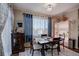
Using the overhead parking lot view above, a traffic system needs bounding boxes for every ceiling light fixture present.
[46,3,56,11]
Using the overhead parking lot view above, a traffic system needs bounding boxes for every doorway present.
[54,20,69,47]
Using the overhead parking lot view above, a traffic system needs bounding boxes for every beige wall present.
[14,9,24,30]
[51,19,54,37]
[66,9,78,40]
[64,9,78,48]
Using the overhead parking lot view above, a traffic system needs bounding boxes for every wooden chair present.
[47,37,60,56]
[41,34,48,38]
[52,37,60,55]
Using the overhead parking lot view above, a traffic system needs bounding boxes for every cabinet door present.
[17,33,25,52]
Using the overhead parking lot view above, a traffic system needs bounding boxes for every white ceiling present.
[13,3,79,16]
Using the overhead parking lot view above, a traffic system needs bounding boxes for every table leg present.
[63,40,64,49]
[41,44,45,56]
[57,41,60,55]
[51,44,53,56]
[58,41,60,52]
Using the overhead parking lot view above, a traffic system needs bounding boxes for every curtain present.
[48,17,52,37]
[23,14,52,42]
[23,14,33,42]
[33,16,48,37]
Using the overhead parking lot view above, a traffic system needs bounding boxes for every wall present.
[1,9,12,55]
[0,4,14,56]
[14,9,24,32]
[0,3,9,56]
[51,19,54,37]
[65,9,78,49]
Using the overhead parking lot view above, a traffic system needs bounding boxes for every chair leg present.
[57,49,59,55]
[45,45,48,52]
[51,48,53,56]
[51,44,53,56]
[32,49,34,56]
[30,48,32,53]
[57,46,60,55]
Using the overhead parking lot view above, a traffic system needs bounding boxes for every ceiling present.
[13,3,79,16]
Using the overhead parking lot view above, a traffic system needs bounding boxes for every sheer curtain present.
[33,16,48,37]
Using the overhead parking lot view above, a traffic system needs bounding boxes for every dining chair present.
[51,37,60,55]
[41,34,48,38]
[30,38,42,56]
[46,37,60,56]
[59,34,65,49]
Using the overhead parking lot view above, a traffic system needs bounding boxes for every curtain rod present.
[23,13,50,18]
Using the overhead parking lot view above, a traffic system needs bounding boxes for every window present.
[33,16,48,37]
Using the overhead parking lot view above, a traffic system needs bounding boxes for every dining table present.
[35,37,60,56]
